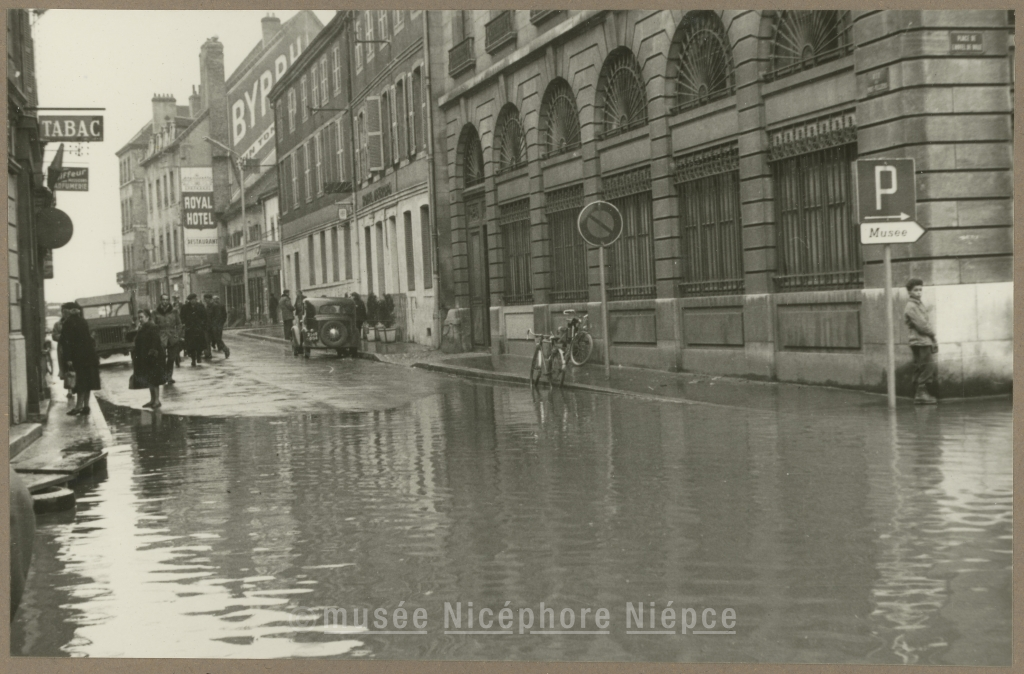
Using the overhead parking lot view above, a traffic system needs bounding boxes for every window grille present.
[597,49,648,139]
[539,79,580,157]
[546,184,588,302]
[499,198,533,305]
[674,145,744,296]
[604,167,655,299]
[770,112,861,290]
[765,11,852,81]
[463,129,485,188]
[495,104,527,173]
[671,11,735,114]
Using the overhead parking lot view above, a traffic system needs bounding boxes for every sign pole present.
[884,243,896,409]
[599,245,610,379]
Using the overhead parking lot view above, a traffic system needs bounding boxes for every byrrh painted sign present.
[39,116,104,142]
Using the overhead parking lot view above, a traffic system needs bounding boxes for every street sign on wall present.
[180,167,218,256]
[577,200,623,247]
[860,221,925,245]
[52,167,88,191]
[39,116,104,142]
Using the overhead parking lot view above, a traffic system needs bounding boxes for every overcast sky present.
[34,9,336,303]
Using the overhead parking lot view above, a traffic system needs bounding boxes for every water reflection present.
[12,382,1011,664]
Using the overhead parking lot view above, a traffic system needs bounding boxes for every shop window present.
[498,198,533,305]
[546,184,588,302]
[670,11,735,114]
[495,103,527,173]
[769,111,861,291]
[604,167,655,299]
[674,144,744,296]
[596,48,648,139]
[539,78,580,158]
[765,11,852,82]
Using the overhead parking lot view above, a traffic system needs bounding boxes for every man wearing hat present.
[279,289,295,341]
[207,294,230,359]
[201,293,217,360]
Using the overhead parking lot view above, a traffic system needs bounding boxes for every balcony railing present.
[448,37,476,78]
[530,10,559,25]
[485,11,516,54]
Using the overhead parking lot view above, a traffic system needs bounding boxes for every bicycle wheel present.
[529,347,544,387]
[570,332,594,366]
[548,349,566,387]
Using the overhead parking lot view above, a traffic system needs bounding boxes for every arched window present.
[494,104,527,173]
[768,10,852,80]
[671,11,735,113]
[596,48,648,139]
[539,78,580,157]
[461,126,485,188]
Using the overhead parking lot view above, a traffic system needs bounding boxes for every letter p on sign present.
[874,165,897,211]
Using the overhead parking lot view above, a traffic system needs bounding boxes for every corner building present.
[436,9,1013,396]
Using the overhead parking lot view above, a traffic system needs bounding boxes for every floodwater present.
[12,354,1011,664]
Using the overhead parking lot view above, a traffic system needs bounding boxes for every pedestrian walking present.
[904,278,938,404]
[208,295,230,358]
[171,296,183,366]
[153,295,181,384]
[57,302,101,416]
[279,289,295,341]
[202,294,216,360]
[179,293,209,366]
[131,309,165,409]
[52,304,75,400]
[352,292,367,339]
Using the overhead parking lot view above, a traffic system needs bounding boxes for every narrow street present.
[11,337,1012,664]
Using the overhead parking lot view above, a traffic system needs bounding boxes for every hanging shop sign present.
[52,167,88,191]
[35,207,74,248]
[180,167,219,256]
[39,116,104,142]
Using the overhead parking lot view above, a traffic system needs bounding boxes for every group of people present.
[130,293,231,409]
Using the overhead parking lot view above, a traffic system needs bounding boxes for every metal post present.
[884,243,896,409]
[240,157,251,325]
[599,245,610,379]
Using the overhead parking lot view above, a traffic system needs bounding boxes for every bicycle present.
[562,309,594,366]
[527,328,569,387]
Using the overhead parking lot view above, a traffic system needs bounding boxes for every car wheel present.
[319,320,349,349]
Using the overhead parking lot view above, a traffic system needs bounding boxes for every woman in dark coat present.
[179,293,208,366]
[58,302,101,416]
[132,309,165,409]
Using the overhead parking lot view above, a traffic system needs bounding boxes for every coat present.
[58,313,101,392]
[153,304,181,348]
[132,322,166,387]
[904,297,936,347]
[353,297,367,326]
[179,302,209,354]
[279,295,294,321]
[207,302,227,328]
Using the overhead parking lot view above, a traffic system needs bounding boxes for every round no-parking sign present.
[577,200,623,247]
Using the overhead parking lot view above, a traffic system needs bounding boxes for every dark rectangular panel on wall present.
[777,303,862,351]
[683,308,744,347]
[610,310,657,345]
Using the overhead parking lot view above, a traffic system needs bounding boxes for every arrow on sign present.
[860,221,926,245]
[864,213,911,221]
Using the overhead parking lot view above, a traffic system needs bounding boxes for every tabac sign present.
[39,116,104,142]
[180,167,218,256]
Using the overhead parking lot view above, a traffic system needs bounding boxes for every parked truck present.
[75,291,137,358]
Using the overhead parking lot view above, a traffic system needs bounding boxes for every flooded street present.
[12,341,1011,664]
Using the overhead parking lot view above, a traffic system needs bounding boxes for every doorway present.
[466,196,490,347]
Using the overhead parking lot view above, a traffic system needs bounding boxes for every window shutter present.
[390,84,399,165]
[406,73,415,158]
[311,71,319,111]
[291,154,299,209]
[336,120,345,181]
[320,58,329,106]
[366,96,384,171]
[315,131,323,195]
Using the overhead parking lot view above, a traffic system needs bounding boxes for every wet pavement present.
[11,338,1011,663]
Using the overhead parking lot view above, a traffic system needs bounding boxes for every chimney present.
[189,85,202,117]
[199,36,231,220]
[151,94,177,133]
[262,14,282,48]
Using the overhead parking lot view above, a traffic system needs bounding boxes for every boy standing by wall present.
[904,278,938,404]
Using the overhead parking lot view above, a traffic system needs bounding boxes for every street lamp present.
[204,136,250,324]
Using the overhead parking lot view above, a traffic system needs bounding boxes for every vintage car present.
[291,296,360,358]
[77,291,137,358]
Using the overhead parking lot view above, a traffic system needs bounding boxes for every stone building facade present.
[435,9,1013,396]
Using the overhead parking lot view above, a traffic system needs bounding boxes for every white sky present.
[34,9,336,303]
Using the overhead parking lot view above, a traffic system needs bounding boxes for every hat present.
[203,293,213,299]
[187,293,197,300]
[282,289,290,295]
